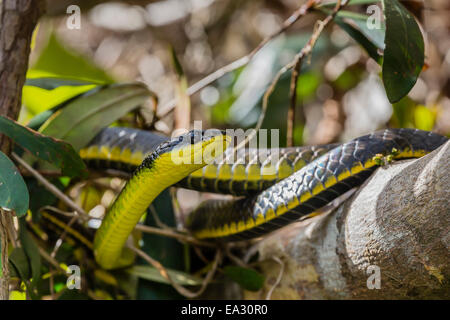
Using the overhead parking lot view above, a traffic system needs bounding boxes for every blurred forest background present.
[1,0,449,300]
[25,0,450,141]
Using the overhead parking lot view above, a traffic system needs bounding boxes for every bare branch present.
[286,0,346,146]
[134,224,215,247]
[11,152,88,217]
[266,256,284,300]
[156,0,321,118]
[127,244,222,298]
[235,0,347,151]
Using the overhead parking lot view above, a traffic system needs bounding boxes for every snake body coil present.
[80,127,448,268]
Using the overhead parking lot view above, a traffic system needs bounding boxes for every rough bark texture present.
[0,0,44,300]
[0,0,44,153]
[245,140,450,299]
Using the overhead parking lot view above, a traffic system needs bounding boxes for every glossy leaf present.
[25,77,101,90]
[126,265,203,286]
[22,84,98,116]
[9,247,31,280]
[23,31,112,116]
[26,85,104,131]
[340,10,385,49]
[0,116,87,178]
[223,266,265,292]
[19,218,42,290]
[0,151,29,216]
[382,0,424,103]
[30,34,113,83]
[335,16,382,62]
[40,83,156,150]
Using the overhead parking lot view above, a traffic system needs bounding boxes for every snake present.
[79,127,448,269]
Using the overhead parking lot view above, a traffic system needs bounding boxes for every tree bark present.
[0,0,44,300]
[245,140,450,299]
[0,0,44,153]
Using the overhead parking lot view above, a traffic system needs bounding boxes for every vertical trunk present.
[0,0,44,300]
[0,0,44,152]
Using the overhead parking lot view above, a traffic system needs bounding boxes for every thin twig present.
[287,0,345,147]
[287,58,304,147]
[51,180,97,257]
[224,244,248,268]
[41,204,210,248]
[38,245,65,273]
[134,224,215,248]
[192,245,210,264]
[266,256,285,300]
[13,153,214,248]
[40,206,86,221]
[127,244,221,298]
[148,204,174,230]
[156,0,321,118]
[50,215,78,258]
[240,0,348,151]
[11,152,88,217]
[233,61,295,152]
[12,152,91,259]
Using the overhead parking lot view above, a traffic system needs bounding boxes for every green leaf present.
[333,10,385,49]
[0,151,29,216]
[382,0,424,103]
[26,85,104,131]
[7,247,39,299]
[223,266,265,292]
[25,77,101,90]
[22,84,98,116]
[40,83,156,150]
[23,32,112,115]
[30,34,114,83]
[335,16,382,62]
[169,46,185,78]
[9,247,31,280]
[19,219,42,290]
[0,116,87,178]
[126,265,203,286]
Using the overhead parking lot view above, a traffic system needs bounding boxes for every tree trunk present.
[0,0,44,300]
[245,140,450,299]
[0,0,44,151]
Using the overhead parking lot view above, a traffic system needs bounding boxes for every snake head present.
[141,129,231,172]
